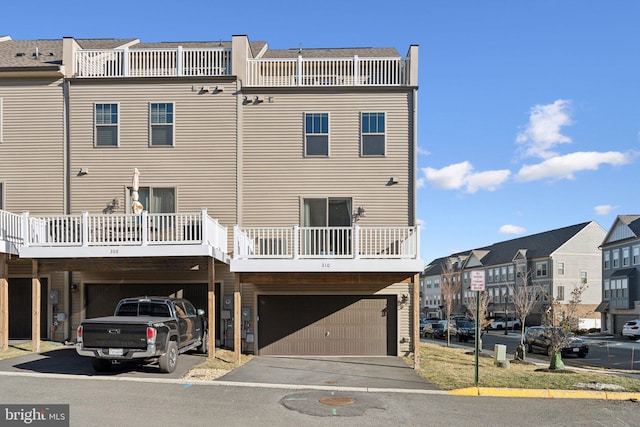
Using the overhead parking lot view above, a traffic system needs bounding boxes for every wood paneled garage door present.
[257,295,397,356]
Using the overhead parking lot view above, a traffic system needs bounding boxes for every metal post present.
[504,286,508,335]
[475,290,480,386]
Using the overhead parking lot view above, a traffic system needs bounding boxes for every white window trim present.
[633,245,640,265]
[304,112,330,157]
[94,102,120,147]
[149,102,176,147]
[360,111,386,156]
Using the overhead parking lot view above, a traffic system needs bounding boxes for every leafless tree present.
[466,291,491,330]
[507,268,543,346]
[440,260,462,346]
[542,283,588,370]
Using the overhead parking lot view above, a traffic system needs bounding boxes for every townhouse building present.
[0,35,423,360]
[597,215,640,334]
[422,222,605,326]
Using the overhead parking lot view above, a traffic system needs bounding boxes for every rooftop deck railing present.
[246,56,409,87]
[21,209,227,252]
[75,47,232,78]
[233,225,420,260]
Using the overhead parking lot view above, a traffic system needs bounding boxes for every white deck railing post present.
[293,225,300,260]
[123,47,129,77]
[297,55,303,86]
[177,46,184,77]
[141,211,149,246]
[354,55,360,86]
[81,212,89,247]
[201,209,209,245]
[353,225,360,259]
[21,212,30,248]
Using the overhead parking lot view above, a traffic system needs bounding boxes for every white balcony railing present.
[0,209,23,254]
[20,209,227,252]
[75,47,232,78]
[246,56,409,87]
[233,225,420,260]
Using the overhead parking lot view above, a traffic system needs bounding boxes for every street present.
[424,330,640,371]
[0,374,638,426]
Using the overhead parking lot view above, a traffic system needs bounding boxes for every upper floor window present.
[508,265,514,280]
[95,103,119,147]
[150,103,174,146]
[500,266,507,281]
[633,246,640,265]
[536,262,547,278]
[557,261,565,275]
[612,250,620,268]
[488,269,493,282]
[581,271,588,284]
[604,251,610,269]
[622,247,630,267]
[557,285,565,301]
[305,113,329,156]
[361,112,385,156]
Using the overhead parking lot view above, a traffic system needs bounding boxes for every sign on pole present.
[470,270,485,291]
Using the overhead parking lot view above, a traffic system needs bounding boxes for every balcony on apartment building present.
[231,225,423,273]
[2,210,422,272]
[73,47,411,87]
[0,209,228,261]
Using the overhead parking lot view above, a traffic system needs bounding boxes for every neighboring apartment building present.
[0,35,423,358]
[421,222,605,325]
[597,215,640,334]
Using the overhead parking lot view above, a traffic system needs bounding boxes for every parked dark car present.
[453,320,479,342]
[420,318,442,337]
[423,321,455,339]
[524,326,588,358]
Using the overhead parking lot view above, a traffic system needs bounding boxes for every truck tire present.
[92,358,111,372]
[197,330,209,355]
[159,340,178,373]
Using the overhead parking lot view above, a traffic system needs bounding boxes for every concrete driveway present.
[1,344,438,391]
[218,356,440,390]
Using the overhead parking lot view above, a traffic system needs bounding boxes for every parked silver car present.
[622,319,640,340]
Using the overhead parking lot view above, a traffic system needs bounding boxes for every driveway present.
[0,345,438,391]
[0,344,205,380]
[218,356,440,390]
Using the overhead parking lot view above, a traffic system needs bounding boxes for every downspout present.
[63,78,72,342]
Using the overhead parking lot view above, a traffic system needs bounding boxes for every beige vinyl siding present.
[0,79,65,214]
[67,80,237,230]
[240,90,413,227]
[243,280,410,355]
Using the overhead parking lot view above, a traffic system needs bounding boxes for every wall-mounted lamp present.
[78,168,89,176]
[388,176,399,185]
[352,206,366,222]
[400,294,409,304]
[253,95,264,103]
[70,283,79,292]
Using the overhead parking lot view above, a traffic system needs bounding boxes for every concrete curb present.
[449,387,640,400]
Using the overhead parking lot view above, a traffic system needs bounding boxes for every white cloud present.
[417,146,431,156]
[416,177,425,189]
[498,224,526,235]
[516,151,633,182]
[594,204,616,215]
[422,161,511,194]
[516,99,573,159]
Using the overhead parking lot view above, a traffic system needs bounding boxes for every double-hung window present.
[612,250,620,268]
[633,246,640,265]
[304,113,329,156]
[361,112,385,156]
[623,247,630,267]
[150,102,174,146]
[536,262,547,278]
[604,251,610,269]
[95,103,118,146]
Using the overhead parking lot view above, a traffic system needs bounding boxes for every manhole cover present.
[319,396,355,407]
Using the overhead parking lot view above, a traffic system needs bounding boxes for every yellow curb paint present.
[548,389,607,399]
[448,387,640,400]
[605,392,640,400]
[478,388,549,398]
[448,387,479,396]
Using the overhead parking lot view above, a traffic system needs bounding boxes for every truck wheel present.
[159,341,178,373]
[91,358,111,372]
[197,330,209,355]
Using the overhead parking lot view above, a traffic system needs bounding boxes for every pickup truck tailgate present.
[81,316,167,349]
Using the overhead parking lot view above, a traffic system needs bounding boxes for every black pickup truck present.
[76,296,208,373]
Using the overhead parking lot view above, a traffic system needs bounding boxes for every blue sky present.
[2,1,639,265]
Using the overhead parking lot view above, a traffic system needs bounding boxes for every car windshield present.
[432,324,444,329]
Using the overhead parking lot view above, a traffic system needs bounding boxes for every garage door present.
[614,314,638,335]
[257,295,396,356]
